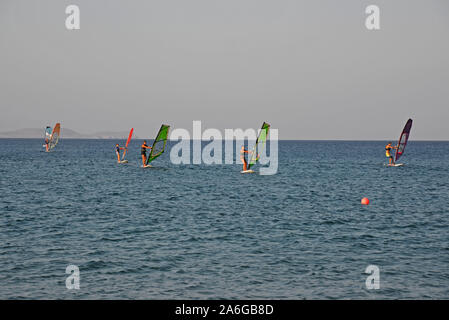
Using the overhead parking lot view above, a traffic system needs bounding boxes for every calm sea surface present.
[0,139,448,299]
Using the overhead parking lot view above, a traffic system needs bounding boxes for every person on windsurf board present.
[141,140,152,167]
[44,126,51,152]
[44,137,49,152]
[43,123,61,152]
[115,144,126,163]
[240,145,252,171]
[385,142,398,166]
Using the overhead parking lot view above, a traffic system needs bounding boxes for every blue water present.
[0,139,448,299]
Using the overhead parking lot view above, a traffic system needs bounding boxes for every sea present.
[0,139,448,299]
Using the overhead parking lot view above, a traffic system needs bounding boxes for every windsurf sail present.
[48,123,61,151]
[146,124,170,165]
[247,122,270,170]
[121,128,134,161]
[395,118,413,162]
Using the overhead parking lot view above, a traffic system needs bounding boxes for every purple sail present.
[395,119,413,162]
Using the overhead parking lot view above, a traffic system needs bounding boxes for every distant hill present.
[0,128,138,139]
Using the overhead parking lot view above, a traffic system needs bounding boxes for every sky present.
[0,0,448,140]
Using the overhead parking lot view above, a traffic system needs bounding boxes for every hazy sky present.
[1,0,448,139]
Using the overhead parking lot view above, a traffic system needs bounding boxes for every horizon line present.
[1,138,448,142]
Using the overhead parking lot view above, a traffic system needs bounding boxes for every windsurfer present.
[141,140,152,167]
[385,142,397,165]
[44,126,51,152]
[240,145,252,171]
[116,143,125,163]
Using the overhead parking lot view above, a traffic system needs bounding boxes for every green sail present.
[247,122,270,170]
[146,124,170,165]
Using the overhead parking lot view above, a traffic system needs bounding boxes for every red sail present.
[48,123,61,150]
[122,128,134,160]
[125,128,134,148]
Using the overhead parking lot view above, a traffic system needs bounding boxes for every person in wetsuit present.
[385,142,397,166]
[44,126,51,152]
[240,145,252,171]
[44,138,49,152]
[141,140,152,167]
[115,143,125,163]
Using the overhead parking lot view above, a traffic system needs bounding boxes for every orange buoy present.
[361,197,370,205]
